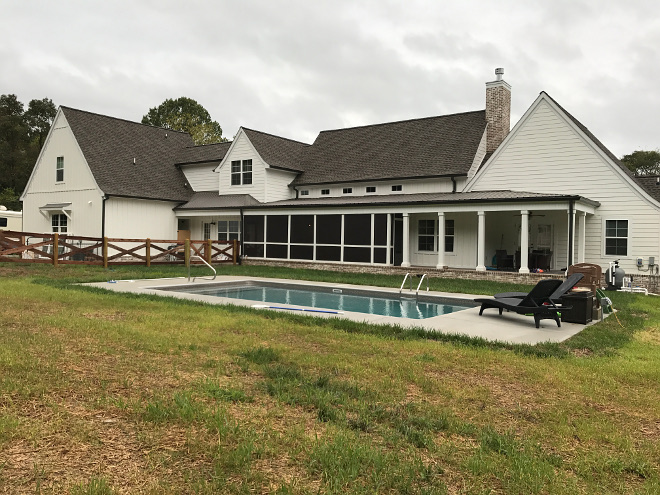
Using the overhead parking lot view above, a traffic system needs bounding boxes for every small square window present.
[366,186,376,193]
[0,218,7,227]
[321,189,330,195]
[392,185,402,192]
[343,188,352,194]
[300,190,309,196]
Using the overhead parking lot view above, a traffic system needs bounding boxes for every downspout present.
[292,185,299,199]
[568,199,574,267]
[450,176,457,193]
[101,195,108,239]
[239,207,244,265]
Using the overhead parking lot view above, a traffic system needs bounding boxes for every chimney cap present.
[495,68,504,80]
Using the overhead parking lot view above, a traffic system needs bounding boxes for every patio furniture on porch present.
[492,273,584,302]
[495,250,514,270]
[567,263,603,306]
[474,279,566,328]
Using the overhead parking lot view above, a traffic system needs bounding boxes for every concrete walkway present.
[86,276,593,345]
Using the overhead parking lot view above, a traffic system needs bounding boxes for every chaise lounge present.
[474,279,568,328]
[492,273,584,302]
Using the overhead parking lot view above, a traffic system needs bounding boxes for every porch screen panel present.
[291,215,314,244]
[243,243,264,258]
[290,245,313,260]
[344,214,371,246]
[266,244,288,259]
[374,214,387,246]
[374,247,387,264]
[316,215,341,245]
[316,246,341,261]
[266,215,288,243]
[343,247,370,263]
[244,216,264,242]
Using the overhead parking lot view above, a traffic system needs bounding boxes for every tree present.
[141,97,226,145]
[0,94,56,209]
[0,188,21,211]
[621,150,660,176]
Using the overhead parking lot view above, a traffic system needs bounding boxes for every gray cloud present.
[2,0,658,156]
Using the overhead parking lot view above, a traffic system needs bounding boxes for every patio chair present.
[492,273,584,302]
[474,279,566,328]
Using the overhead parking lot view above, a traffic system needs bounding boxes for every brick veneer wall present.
[485,80,511,153]
[242,258,660,293]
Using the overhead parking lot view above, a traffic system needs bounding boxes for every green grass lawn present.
[1,262,659,494]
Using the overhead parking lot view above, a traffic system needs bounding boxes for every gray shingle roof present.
[62,107,194,202]
[633,176,660,202]
[175,192,261,210]
[292,110,487,186]
[242,128,310,172]
[175,141,231,165]
[256,190,599,209]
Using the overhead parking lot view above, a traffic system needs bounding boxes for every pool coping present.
[85,276,592,345]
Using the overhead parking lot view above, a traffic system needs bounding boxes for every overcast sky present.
[2,0,659,156]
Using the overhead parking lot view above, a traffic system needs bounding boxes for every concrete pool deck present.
[86,276,595,345]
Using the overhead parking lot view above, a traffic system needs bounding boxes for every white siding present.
[266,169,297,202]
[299,177,456,198]
[469,97,660,272]
[105,197,178,239]
[21,111,103,236]
[181,164,218,192]
[217,131,267,201]
[409,212,477,269]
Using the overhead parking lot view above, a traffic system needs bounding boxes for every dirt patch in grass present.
[82,311,129,321]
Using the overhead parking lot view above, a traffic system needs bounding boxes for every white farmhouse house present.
[20,70,660,274]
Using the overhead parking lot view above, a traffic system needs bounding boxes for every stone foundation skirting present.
[242,258,660,293]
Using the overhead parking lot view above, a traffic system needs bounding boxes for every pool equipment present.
[605,260,625,290]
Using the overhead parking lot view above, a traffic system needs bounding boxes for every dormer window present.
[231,159,253,185]
[56,156,64,182]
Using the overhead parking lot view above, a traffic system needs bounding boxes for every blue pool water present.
[166,282,473,319]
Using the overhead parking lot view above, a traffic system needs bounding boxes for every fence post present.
[52,233,59,267]
[233,239,237,265]
[146,238,151,267]
[184,239,190,268]
[206,239,212,265]
[103,237,108,268]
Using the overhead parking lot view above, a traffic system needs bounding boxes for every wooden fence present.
[0,230,238,267]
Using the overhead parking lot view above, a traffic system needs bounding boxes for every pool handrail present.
[188,255,217,282]
[399,273,412,294]
[416,273,429,296]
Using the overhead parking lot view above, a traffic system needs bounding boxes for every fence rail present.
[0,231,238,267]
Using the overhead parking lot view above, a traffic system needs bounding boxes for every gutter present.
[451,176,457,193]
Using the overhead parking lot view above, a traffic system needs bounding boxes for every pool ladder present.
[188,255,217,282]
[399,273,429,299]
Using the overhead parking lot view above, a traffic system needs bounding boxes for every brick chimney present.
[485,68,511,153]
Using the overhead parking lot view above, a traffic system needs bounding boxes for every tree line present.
[1,94,659,211]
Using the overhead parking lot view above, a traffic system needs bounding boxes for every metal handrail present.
[188,255,217,282]
[416,273,429,296]
[399,273,412,294]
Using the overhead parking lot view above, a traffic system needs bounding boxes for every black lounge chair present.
[492,273,585,302]
[475,279,567,328]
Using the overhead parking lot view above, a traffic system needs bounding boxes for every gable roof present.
[634,176,660,202]
[62,107,194,202]
[292,110,487,186]
[175,141,231,165]
[242,128,310,172]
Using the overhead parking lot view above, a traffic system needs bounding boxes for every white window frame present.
[391,184,402,192]
[56,156,64,182]
[603,218,629,257]
[444,219,455,253]
[300,190,309,196]
[321,189,330,195]
[418,219,435,252]
[342,187,352,194]
[52,213,68,233]
[366,186,376,193]
[203,222,212,241]
[230,159,252,186]
[217,220,240,242]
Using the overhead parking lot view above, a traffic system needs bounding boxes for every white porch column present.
[436,212,445,270]
[386,214,392,265]
[476,211,486,271]
[519,210,530,273]
[401,213,411,268]
[567,209,576,268]
[578,211,586,263]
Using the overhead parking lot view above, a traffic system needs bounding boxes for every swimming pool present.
[158,280,475,319]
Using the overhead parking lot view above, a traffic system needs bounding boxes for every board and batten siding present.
[181,163,219,192]
[298,177,456,198]
[217,131,267,201]
[104,197,178,240]
[21,111,104,236]
[468,97,660,272]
